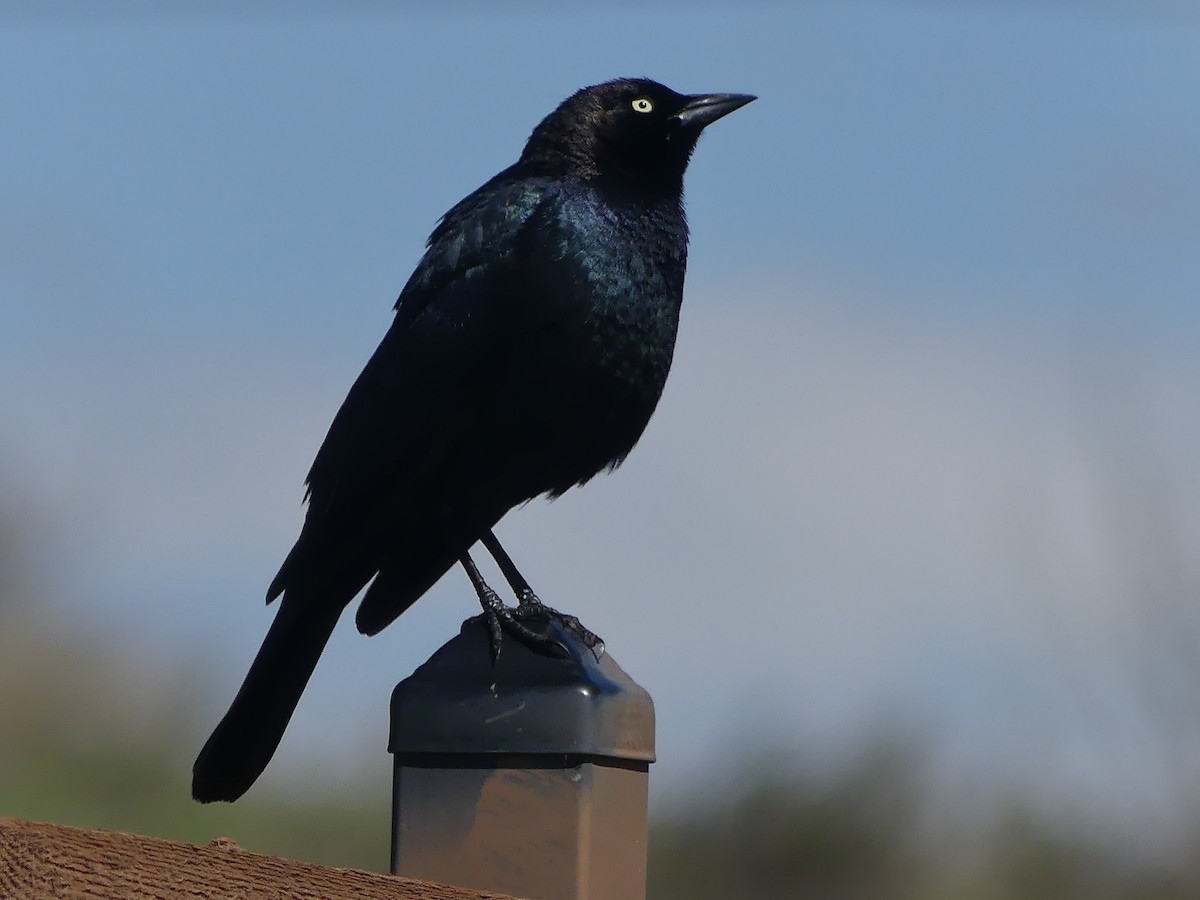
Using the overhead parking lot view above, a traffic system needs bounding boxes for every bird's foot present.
[473,585,570,662]
[515,590,605,659]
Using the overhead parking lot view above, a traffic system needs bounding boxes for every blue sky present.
[3,2,1199,835]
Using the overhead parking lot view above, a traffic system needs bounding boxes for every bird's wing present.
[395,170,556,320]
[265,174,558,607]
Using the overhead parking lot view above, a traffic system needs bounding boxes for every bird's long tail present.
[192,597,343,803]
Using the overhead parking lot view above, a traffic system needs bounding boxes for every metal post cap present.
[389,618,655,762]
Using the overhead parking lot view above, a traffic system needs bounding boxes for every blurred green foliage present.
[648,753,1199,900]
[2,502,1197,897]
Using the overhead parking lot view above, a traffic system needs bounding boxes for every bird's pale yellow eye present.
[631,97,654,114]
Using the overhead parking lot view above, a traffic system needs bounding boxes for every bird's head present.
[520,78,755,195]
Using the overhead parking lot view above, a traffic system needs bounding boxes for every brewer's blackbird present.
[192,78,754,803]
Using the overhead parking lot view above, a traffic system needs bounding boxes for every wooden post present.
[0,817,517,899]
[389,619,655,900]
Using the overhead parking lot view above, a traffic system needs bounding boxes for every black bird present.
[192,78,754,803]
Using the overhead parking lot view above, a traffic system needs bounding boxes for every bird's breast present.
[556,196,687,391]
[491,195,688,495]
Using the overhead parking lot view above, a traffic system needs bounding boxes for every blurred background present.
[2,2,1199,896]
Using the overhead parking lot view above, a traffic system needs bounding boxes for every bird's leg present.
[460,550,565,661]
[480,530,604,656]
[479,529,543,611]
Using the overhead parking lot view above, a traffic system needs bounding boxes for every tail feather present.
[192,597,343,803]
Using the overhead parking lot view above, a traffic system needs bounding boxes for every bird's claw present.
[473,586,570,661]
[515,591,605,660]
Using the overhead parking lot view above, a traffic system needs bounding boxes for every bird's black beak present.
[670,92,757,130]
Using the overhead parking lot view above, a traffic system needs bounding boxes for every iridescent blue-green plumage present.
[193,78,753,803]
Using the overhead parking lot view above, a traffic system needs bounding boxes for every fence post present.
[389,618,655,900]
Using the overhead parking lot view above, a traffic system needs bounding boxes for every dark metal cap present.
[389,618,655,762]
